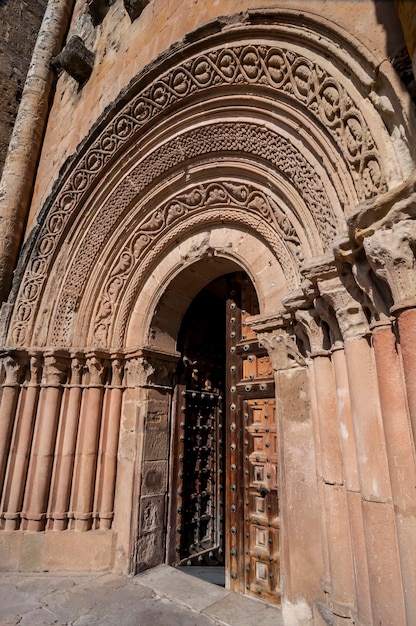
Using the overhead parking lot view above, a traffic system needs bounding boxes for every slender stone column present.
[364,223,416,442]
[0,352,26,500]
[97,356,124,530]
[360,225,416,624]
[71,352,106,531]
[2,353,41,530]
[319,275,406,626]
[49,353,84,530]
[21,351,69,531]
[295,307,355,618]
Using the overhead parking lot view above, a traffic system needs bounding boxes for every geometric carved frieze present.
[9,36,387,348]
[23,123,337,348]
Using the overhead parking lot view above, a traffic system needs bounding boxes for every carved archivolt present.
[88,182,303,346]
[7,22,401,348]
[28,122,336,347]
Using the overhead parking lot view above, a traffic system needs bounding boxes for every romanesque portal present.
[1,3,416,624]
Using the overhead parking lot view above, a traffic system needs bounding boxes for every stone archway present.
[1,9,416,625]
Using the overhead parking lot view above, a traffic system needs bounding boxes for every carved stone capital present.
[317,277,369,340]
[295,308,327,355]
[110,354,125,387]
[333,237,390,319]
[363,220,416,313]
[1,352,27,386]
[247,313,305,370]
[69,352,85,386]
[43,352,70,386]
[27,352,42,385]
[85,352,107,386]
[314,297,343,347]
[125,349,178,387]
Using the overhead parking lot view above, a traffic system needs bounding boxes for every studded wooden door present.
[168,274,280,604]
[226,275,281,604]
[167,285,225,566]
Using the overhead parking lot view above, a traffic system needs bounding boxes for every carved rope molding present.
[9,38,388,347]
[37,122,335,347]
[87,181,304,346]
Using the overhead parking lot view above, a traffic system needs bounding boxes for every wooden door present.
[167,285,225,566]
[226,274,280,604]
[168,274,280,604]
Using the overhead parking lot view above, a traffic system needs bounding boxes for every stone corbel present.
[52,35,95,85]
[246,313,305,371]
[363,220,416,314]
[124,0,151,22]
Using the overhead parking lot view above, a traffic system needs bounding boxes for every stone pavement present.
[0,564,284,626]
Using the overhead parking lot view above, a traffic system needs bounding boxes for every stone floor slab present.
[0,566,284,626]
[0,583,40,620]
[203,591,284,626]
[136,564,231,612]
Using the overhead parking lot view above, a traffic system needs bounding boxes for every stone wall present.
[0,0,47,179]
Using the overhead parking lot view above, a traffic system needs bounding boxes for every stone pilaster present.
[247,313,324,606]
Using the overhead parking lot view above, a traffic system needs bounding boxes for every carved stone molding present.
[90,180,305,346]
[363,220,416,313]
[9,25,389,347]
